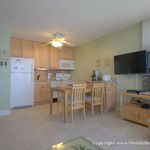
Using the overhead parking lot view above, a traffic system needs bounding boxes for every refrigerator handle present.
[31,61,34,82]
[31,72,34,82]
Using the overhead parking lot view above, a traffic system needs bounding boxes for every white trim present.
[0,110,11,116]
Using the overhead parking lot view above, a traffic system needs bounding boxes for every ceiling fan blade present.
[61,40,76,47]
[45,41,52,45]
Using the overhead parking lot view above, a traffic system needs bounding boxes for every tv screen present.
[114,50,147,74]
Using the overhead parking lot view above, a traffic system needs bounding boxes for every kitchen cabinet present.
[41,44,50,68]
[49,46,59,69]
[11,38,22,57]
[21,40,33,58]
[121,104,150,126]
[34,82,50,104]
[49,46,74,69]
[11,38,33,58]
[11,37,74,70]
[34,70,48,81]
[33,42,50,69]
[105,82,117,112]
[33,42,41,68]
[59,47,74,60]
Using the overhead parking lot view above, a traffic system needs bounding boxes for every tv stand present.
[120,92,150,126]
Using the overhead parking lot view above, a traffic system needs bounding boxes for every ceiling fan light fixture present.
[51,40,63,47]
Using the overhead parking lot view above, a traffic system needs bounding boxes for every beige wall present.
[72,23,143,105]
[0,25,10,112]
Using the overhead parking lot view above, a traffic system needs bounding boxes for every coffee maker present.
[91,70,100,81]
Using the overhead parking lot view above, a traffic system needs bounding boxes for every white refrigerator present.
[10,57,34,108]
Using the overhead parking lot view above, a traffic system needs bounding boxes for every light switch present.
[0,61,3,66]
[4,61,7,66]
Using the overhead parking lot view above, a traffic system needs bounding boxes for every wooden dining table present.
[50,86,72,123]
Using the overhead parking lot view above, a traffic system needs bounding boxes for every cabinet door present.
[34,83,42,103]
[41,44,50,69]
[11,38,21,57]
[33,42,42,68]
[21,40,33,58]
[40,84,50,101]
[59,47,74,60]
[49,46,59,69]
[65,47,74,60]
[105,83,117,112]
[34,83,50,104]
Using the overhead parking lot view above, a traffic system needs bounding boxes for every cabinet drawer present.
[105,82,116,88]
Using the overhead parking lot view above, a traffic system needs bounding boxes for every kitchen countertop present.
[34,80,50,83]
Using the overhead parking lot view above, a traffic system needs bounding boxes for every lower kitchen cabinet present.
[105,82,117,112]
[34,82,50,104]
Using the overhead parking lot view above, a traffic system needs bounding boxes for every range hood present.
[35,67,48,71]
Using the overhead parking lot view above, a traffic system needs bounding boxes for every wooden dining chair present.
[69,83,86,122]
[85,83,105,117]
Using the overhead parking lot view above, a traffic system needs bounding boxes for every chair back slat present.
[71,84,86,107]
[92,83,104,104]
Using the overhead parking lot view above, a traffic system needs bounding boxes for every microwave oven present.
[59,60,75,70]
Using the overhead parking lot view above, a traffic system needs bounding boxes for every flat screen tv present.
[114,50,147,74]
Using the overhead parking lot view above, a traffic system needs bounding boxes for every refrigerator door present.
[11,57,33,73]
[10,72,34,107]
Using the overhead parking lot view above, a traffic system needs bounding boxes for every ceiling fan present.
[47,33,76,48]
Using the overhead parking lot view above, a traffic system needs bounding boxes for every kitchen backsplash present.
[34,69,72,81]
[34,70,48,81]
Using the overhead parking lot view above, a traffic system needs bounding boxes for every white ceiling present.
[1,0,150,46]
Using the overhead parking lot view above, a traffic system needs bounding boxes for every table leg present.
[120,94,123,107]
[64,90,68,123]
[50,89,53,115]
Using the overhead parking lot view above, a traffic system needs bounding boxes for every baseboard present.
[0,110,11,116]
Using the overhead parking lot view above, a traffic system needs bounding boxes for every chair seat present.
[68,96,84,106]
[85,95,92,101]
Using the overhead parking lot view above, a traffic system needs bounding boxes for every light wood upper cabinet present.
[49,46,74,69]
[21,40,33,58]
[49,46,59,69]
[33,42,50,69]
[11,38,22,57]
[41,44,50,69]
[33,42,42,68]
[59,47,74,60]
[11,38,74,69]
